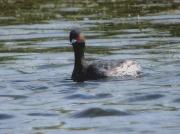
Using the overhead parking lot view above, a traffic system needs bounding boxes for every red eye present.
[76,35,81,42]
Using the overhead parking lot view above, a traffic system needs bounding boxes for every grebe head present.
[69,29,85,55]
[69,29,86,82]
[69,29,80,43]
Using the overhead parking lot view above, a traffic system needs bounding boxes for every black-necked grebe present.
[69,29,142,82]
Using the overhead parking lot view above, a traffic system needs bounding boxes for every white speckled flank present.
[106,60,142,77]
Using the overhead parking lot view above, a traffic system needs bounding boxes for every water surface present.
[0,0,180,134]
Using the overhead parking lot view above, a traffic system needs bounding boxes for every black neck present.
[72,42,86,82]
[74,49,85,70]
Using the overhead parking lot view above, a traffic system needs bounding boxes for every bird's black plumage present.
[69,29,142,82]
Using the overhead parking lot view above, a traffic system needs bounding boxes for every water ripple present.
[173,98,180,103]
[65,93,112,100]
[127,94,165,102]
[73,108,131,118]
[0,114,14,120]
[27,113,58,117]
[0,95,28,100]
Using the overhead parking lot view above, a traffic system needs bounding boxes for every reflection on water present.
[0,0,180,134]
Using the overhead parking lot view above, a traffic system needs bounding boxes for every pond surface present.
[0,0,180,134]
